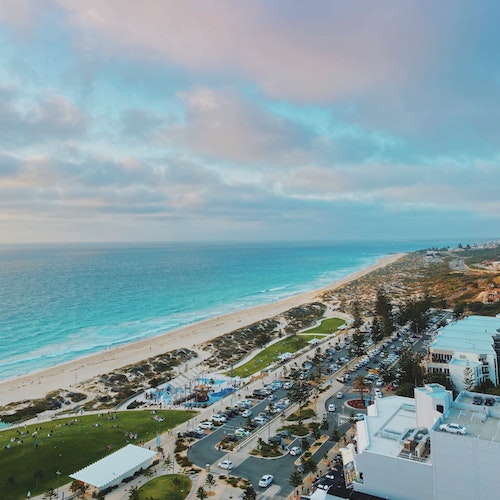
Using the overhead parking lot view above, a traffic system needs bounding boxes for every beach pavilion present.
[69,444,157,495]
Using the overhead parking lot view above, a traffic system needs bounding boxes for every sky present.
[0,0,499,244]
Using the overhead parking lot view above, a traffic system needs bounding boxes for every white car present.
[234,428,250,438]
[198,421,214,430]
[328,403,336,412]
[336,391,344,399]
[241,409,252,418]
[258,474,274,487]
[283,381,293,389]
[211,414,227,423]
[289,446,301,456]
[439,423,467,435]
[218,460,234,470]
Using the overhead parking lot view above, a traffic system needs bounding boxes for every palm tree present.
[353,375,368,405]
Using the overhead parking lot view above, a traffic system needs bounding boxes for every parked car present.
[355,413,365,421]
[258,474,274,487]
[485,397,495,406]
[234,428,250,438]
[439,423,467,435]
[185,429,205,439]
[211,414,227,423]
[283,381,293,389]
[277,430,292,439]
[472,396,483,405]
[218,460,234,470]
[241,409,252,418]
[268,435,282,444]
[198,421,214,430]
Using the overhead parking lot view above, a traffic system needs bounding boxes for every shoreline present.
[0,252,404,407]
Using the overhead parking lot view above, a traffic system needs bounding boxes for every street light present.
[56,470,61,499]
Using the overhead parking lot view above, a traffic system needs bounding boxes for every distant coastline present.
[0,252,404,406]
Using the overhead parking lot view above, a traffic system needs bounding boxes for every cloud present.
[0,87,88,147]
[56,1,432,102]
[160,86,313,165]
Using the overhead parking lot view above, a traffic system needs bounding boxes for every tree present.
[128,486,140,500]
[331,425,340,442]
[288,380,310,415]
[463,361,475,391]
[353,376,368,403]
[196,486,208,500]
[42,489,57,500]
[241,485,257,500]
[370,318,384,343]
[351,300,363,330]
[163,455,174,474]
[352,330,365,356]
[289,470,303,488]
[205,473,216,493]
[302,457,317,474]
[398,347,424,386]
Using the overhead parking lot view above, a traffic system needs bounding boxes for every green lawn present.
[0,409,195,500]
[229,336,310,378]
[302,317,345,334]
[138,474,191,500]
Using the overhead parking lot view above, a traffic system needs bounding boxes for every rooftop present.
[437,392,500,443]
[358,396,430,462]
[430,315,500,354]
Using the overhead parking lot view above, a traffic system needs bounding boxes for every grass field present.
[0,409,195,500]
[302,317,345,334]
[229,335,311,378]
[138,474,191,499]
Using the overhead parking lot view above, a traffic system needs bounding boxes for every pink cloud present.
[159,86,310,164]
[56,0,436,102]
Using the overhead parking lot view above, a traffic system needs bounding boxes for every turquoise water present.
[0,240,455,381]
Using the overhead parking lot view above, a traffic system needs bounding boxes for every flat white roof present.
[70,444,156,489]
[359,396,419,457]
[430,315,500,355]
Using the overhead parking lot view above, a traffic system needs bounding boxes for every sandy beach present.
[0,253,404,407]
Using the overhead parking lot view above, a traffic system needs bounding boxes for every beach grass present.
[0,409,195,500]
[301,317,345,334]
[138,474,191,499]
[228,335,310,378]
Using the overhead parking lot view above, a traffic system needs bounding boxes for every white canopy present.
[70,444,156,490]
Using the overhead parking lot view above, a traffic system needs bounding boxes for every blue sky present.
[0,0,499,243]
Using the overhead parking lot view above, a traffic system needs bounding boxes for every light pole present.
[56,470,61,499]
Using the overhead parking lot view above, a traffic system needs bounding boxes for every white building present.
[70,444,157,495]
[426,315,500,390]
[350,384,500,500]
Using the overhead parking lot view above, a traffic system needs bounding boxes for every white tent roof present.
[70,444,156,489]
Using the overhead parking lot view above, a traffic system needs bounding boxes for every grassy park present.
[229,335,310,378]
[137,474,191,499]
[0,409,195,499]
[302,317,345,335]
[228,317,344,378]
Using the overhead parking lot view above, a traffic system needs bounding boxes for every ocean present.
[0,240,454,382]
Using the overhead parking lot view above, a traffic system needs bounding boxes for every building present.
[69,444,157,495]
[426,315,500,391]
[349,384,500,500]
